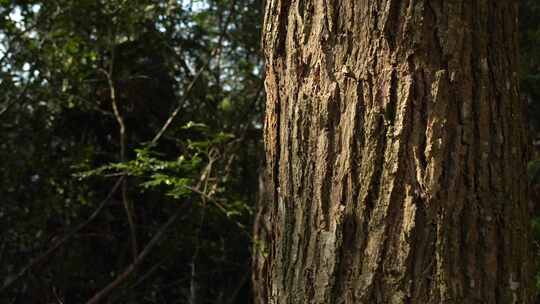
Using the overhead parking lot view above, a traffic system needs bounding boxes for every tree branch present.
[100,45,138,262]
[0,177,124,293]
[85,205,184,304]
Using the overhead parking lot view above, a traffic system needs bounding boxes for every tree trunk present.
[255,0,534,303]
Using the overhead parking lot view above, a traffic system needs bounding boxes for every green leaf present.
[182,121,208,131]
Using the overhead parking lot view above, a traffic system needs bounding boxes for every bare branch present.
[150,0,237,146]
[150,60,210,145]
[0,177,124,293]
[99,48,138,262]
[85,205,184,304]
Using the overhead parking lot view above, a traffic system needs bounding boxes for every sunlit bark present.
[255,1,533,303]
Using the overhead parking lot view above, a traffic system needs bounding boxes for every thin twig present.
[189,153,216,304]
[183,185,228,215]
[110,259,167,303]
[85,206,184,304]
[151,0,236,146]
[150,59,211,145]
[100,43,138,262]
[225,265,250,304]
[0,177,124,292]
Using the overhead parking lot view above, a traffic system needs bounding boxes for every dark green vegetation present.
[523,0,540,296]
[0,0,262,302]
[0,0,539,303]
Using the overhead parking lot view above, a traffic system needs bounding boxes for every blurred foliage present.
[522,0,540,135]
[521,0,540,297]
[0,0,262,302]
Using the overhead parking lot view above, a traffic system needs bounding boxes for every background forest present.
[0,0,539,303]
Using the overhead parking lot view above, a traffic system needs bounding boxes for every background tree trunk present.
[255,0,534,303]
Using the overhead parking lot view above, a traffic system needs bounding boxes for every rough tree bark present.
[254,0,534,303]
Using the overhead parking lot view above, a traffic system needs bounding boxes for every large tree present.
[255,0,534,303]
